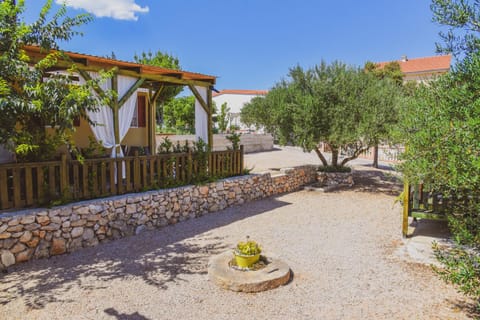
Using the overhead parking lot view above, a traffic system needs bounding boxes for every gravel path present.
[0,148,475,319]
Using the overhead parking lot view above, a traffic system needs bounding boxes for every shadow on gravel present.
[105,307,150,320]
[446,299,480,319]
[408,219,450,239]
[0,198,291,310]
[350,168,402,196]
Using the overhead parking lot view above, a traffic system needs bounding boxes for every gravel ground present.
[0,147,476,319]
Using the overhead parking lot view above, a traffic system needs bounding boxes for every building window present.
[130,95,146,128]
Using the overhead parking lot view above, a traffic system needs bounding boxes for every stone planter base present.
[208,251,291,292]
[316,171,354,187]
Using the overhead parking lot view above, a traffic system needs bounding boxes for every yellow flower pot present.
[234,252,260,268]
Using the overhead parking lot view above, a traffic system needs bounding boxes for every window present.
[130,95,146,128]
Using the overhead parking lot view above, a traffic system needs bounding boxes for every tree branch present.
[314,146,329,166]
[340,145,369,167]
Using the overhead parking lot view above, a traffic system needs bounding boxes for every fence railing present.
[402,182,447,237]
[359,145,405,163]
[0,146,244,211]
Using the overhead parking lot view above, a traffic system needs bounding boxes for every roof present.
[376,55,451,74]
[22,46,216,85]
[213,89,268,97]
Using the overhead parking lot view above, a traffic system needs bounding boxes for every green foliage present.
[0,0,104,162]
[364,61,404,85]
[77,136,106,160]
[235,238,262,256]
[431,0,480,58]
[399,3,480,307]
[398,53,480,249]
[161,96,195,134]
[397,54,480,193]
[217,102,230,133]
[433,242,480,310]
[157,136,174,154]
[226,131,241,150]
[133,50,183,124]
[241,61,403,167]
[317,165,352,173]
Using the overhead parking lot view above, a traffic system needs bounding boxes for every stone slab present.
[208,250,291,293]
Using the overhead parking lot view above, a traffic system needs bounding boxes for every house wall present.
[0,165,317,270]
[71,92,150,152]
[72,117,96,148]
[403,71,445,83]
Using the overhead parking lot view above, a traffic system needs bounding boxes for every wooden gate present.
[402,182,447,237]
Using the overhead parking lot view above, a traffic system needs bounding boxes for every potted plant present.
[234,237,262,269]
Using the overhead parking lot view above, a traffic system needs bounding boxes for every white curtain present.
[84,73,138,158]
[194,86,209,143]
[117,75,139,153]
[85,73,115,155]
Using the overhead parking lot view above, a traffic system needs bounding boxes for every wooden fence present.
[0,146,244,211]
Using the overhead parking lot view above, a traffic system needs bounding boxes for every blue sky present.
[24,0,444,91]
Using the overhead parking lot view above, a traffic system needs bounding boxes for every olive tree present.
[241,61,403,167]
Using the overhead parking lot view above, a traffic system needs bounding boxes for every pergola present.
[23,45,217,155]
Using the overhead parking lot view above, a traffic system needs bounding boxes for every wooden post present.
[134,150,140,191]
[112,74,120,158]
[0,168,8,209]
[60,153,69,199]
[149,91,157,155]
[402,181,410,237]
[207,86,213,151]
[240,145,244,174]
[187,150,193,182]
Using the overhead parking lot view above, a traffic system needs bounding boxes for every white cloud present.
[56,0,149,21]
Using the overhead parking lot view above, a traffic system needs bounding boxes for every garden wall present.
[0,165,317,269]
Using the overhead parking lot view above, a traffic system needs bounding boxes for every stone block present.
[50,238,66,255]
[1,250,15,267]
[20,216,36,225]
[19,231,32,243]
[11,243,26,254]
[36,216,50,226]
[26,237,40,248]
[71,227,84,238]
[7,225,23,233]
[15,249,33,263]
[0,232,11,240]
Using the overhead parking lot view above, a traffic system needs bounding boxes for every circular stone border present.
[208,251,291,293]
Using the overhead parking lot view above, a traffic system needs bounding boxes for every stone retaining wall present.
[0,165,317,270]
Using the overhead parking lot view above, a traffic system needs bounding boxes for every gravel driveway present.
[0,147,475,319]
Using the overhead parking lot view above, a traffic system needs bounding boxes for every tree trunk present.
[331,148,339,167]
[373,144,379,168]
[314,146,329,167]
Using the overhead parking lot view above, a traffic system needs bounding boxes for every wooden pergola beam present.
[111,74,121,157]
[118,78,145,108]
[77,69,109,102]
[29,55,214,88]
[188,84,209,114]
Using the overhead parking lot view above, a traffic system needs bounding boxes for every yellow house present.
[23,46,217,159]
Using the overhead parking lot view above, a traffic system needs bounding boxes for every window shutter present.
[137,95,146,128]
[73,116,81,127]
